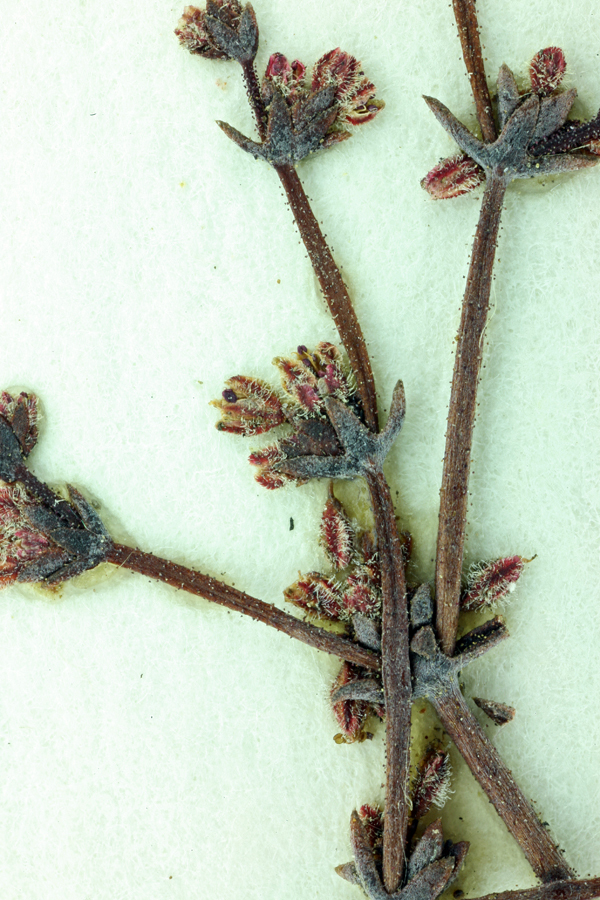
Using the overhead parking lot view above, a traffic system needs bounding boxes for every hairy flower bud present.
[412,749,452,820]
[331,661,370,743]
[320,490,355,569]
[530,47,567,95]
[461,555,526,611]
[421,154,485,200]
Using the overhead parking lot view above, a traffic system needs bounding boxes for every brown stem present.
[237,63,378,430]
[275,163,379,433]
[240,59,267,141]
[365,470,411,893]
[432,680,573,882]
[451,0,497,142]
[435,174,506,655]
[106,543,379,670]
[468,878,600,900]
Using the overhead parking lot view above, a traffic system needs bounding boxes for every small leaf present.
[473,697,515,726]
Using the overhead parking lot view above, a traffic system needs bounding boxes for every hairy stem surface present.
[365,470,411,893]
[106,543,379,669]
[435,174,506,654]
[433,680,573,882]
[275,163,379,432]
[451,0,496,142]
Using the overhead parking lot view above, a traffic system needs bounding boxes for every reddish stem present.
[237,63,378,430]
[435,174,506,654]
[365,470,411,893]
[275,163,379,433]
[451,0,496,142]
[432,680,573,882]
[105,543,379,669]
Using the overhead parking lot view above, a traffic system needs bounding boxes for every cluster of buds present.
[284,488,382,625]
[0,390,113,588]
[337,749,467,900]
[175,1,258,63]
[176,3,383,166]
[220,47,383,164]
[422,46,599,199]
[284,489,411,742]
[212,343,356,489]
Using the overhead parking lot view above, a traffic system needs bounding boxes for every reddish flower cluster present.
[0,484,52,588]
[212,343,355,489]
[284,491,381,622]
[175,1,257,62]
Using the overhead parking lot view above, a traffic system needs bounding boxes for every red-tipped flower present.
[358,804,384,849]
[311,48,384,126]
[530,47,567,95]
[421,153,485,200]
[461,555,526,611]
[211,376,285,435]
[0,484,54,588]
[284,571,343,621]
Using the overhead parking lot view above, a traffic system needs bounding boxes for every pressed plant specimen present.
[1,1,600,898]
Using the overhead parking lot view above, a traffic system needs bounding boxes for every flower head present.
[213,342,355,489]
[218,49,382,165]
[175,1,258,63]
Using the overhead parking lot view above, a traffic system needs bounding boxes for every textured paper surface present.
[1,1,599,897]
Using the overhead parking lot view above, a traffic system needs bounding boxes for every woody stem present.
[365,469,411,893]
[105,543,379,669]
[435,174,506,654]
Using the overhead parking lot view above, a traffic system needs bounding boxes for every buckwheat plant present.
[1,1,600,898]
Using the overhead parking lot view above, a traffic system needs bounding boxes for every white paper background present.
[1,1,599,898]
